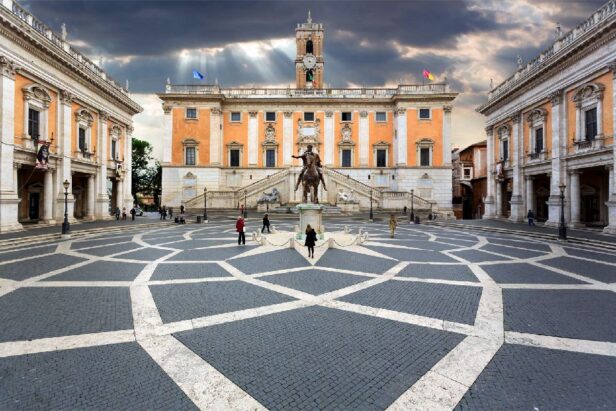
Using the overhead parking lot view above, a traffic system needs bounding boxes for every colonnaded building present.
[478,0,616,234]
[0,0,141,233]
[159,13,457,214]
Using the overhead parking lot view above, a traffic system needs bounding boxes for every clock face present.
[303,54,317,69]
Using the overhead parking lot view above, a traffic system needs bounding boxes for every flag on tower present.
[192,70,204,80]
[422,69,434,81]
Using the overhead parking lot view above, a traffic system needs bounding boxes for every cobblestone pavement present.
[1,217,615,410]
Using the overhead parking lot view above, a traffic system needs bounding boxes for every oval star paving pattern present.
[1,218,616,410]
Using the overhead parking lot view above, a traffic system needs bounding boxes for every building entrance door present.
[29,192,40,220]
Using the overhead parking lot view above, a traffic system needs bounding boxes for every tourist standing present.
[261,214,271,233]
[527,209,536,226]
[168,207,173,218]
[236,216,246,245]
[122,207,127,221]
[389,214,397,238]
[115,207,121,221]
[130,207,136,221]
[305,224,317,258]
[180,205,185,214]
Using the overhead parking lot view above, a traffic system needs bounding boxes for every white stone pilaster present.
[570,171,581,227]
[162,104,172,164]
[209,108,222,165]
[86,174,95,220]
[95,110,109,218]
[395,108,407,166]
[484,126,496,218]
[42,169,55,223]
[604,62,616,234]
[496,180,503,218]
[324,111,333,166]
[358,111,369,166]
[283,112,293,166]
[443,105,452,165]
[0,56,22,232]
[525,176,534,216]
[123,126,133,209]
[546,91,564,226]
[116,179,123,210]
[56,90,75,221]
[248,111,258,166]
[509,112,524,222]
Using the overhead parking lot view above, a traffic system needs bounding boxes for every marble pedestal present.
[297,203,324,234]
[337,201,360,213]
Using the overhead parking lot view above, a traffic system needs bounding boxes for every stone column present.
[570,170,581,227]
[42,169,55,223]
[95,110,110,219]
[443,105,452,165]
[56,90,75,222]
[484,126,496,218]
[509,112,524,222]
[546,90,564,227]
[496,180,503,218]
[86,174,95,220]
[525,176,534,216]
[0,56,22,232]
[358,111,369,167]
[575,102,582,142]
[162,104,172,164]
[395,108,407,166]
[604,62,616,234]
[323,111,334,166]
[283,112,294,166]
[247,111,258,166]
[116,178,123,210]
[123,126,134,210]
[209,108,222,165]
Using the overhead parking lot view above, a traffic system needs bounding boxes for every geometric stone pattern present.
[0,218,615,409]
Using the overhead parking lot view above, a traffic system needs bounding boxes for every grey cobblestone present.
[540,256,616,283]
[397,263,478,282]
[0,245,57,263]
[168,246,258,261]
[71,235,135,250]
[0,287,132,342]
[0,254,86,281]
[0,342,197,410]
[175,306,464,411]
[480,243,547,259]
[317,249,398,273]
[450,249,513,263]
[260,269,368,295]
[483,263,587,284]
[79,242,142,257]
[50,260,146,281]
[563,247,616,264]
[455,344,616,410]
[365,246,458,262]
[229,249,308,274]
[151,262,231,280]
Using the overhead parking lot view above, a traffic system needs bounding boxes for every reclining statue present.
[337,190,351,202]
[257,187,280,204]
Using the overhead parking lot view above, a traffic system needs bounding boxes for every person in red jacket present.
[236,216,246,245]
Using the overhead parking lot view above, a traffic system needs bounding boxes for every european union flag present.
[192,70,204,80]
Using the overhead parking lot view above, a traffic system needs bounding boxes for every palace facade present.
[159,13,457,214]
[478,0,616,234]
[0,0,142,232]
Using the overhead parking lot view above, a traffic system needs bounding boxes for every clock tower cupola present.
[295,10,324,89]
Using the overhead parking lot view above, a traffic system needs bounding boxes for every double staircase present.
[184,167,446,216]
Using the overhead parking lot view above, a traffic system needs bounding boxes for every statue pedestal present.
[297,203,324,235]
[337,201,360,213]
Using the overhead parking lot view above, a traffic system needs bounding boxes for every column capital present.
[60,89,74,105]
[248,111,258,118]
[511,111,522,122]
[283,111,294,118]
[359,111,368,118]
[549,89,563,106]
[485,125,494,135]
[211,108,221,115]
[443,105,452,113]
[608,61,616,78]
[98,110,110,121]
[324,111,333,118]
[568,169,582,176]
[525,175,535,181]
[0,55,18,79]
[396,108,406,116]
[162,103,172,114]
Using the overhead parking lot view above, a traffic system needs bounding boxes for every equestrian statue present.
[292,144,327,204]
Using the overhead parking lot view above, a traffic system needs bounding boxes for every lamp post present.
[61,179,70,236]
[369,189,374,221]
[243,190,248,218]
[558,183,567,241]
[203,187,208,222]
[410,189,415,223]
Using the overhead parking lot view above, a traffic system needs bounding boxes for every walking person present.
[159,206,164,220]
[180,205,185,214]
[115,207,121,221]
[527,209,536,226]
[389,214,397,238]
[162,205,167,220]
[305,224,317,258]
[236,216,246,245]
[130,206,136,221]
[261,214,271,233]
[122,207,127,221]
[168,207,173,219]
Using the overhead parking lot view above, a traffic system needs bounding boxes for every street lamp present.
[203,187,208,222]
[61,179,70,236]
[243,190,248,218]
[369,189,374,221]
[558,183,567,241]
[410,189,415,223]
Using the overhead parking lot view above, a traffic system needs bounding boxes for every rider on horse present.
[292,144,327,192]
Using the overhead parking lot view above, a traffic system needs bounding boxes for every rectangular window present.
[341,149,352,167]
[230,112,241,122]
[419,108,431,119]
[265,112,276,122]
[376,149,387,167]
[535,128,544,153]
[28,108,40,140]
[420,147,430,166]
[185,147,196,165]
[341,112,352,122]
[585,108,597,141]
[304,112,315,122]
[265,149,276,167]
[111,140,117,159]
[375,112,386,122]
[230,149,240,167]
[463,168,471,178]
[502,140,509,160]
[186,108,197,119]
[78,128,86,151]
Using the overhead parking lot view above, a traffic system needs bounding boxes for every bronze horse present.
[300,152,321,203]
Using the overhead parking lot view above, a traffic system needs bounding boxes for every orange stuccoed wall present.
[407,108,444,167]
[172,107,212,166]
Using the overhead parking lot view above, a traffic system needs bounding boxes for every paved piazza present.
[1,217,616,410]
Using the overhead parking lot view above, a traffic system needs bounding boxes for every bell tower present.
[295,10,324,89]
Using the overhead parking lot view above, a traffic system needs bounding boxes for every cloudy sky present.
[21,0,605,159]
